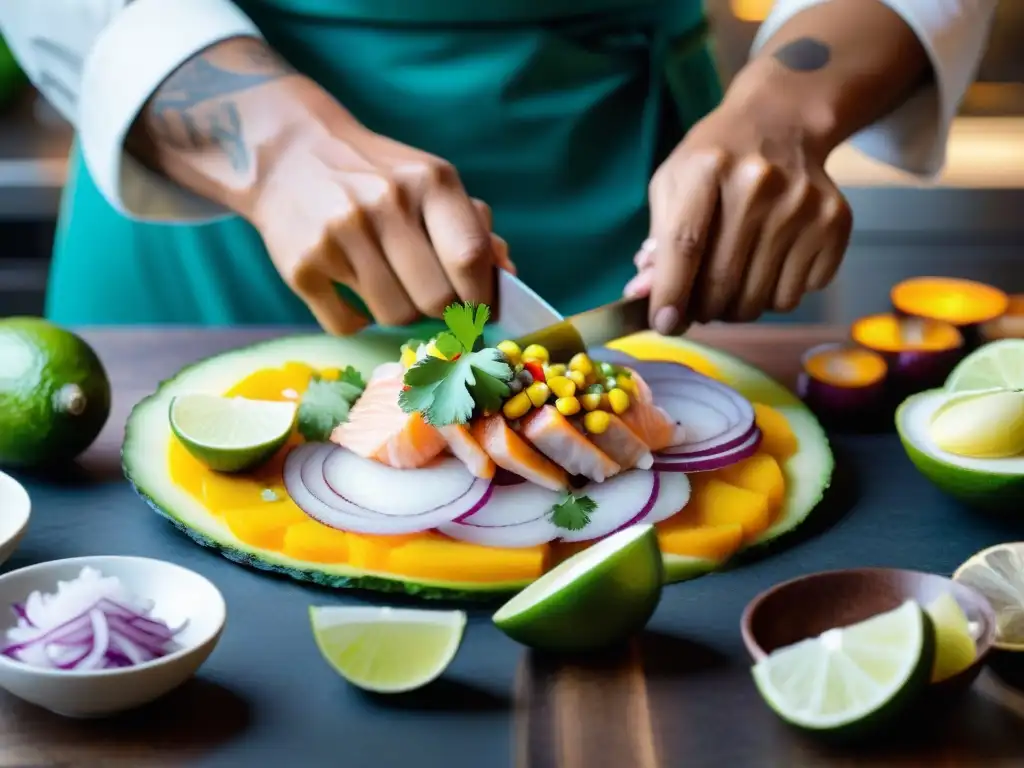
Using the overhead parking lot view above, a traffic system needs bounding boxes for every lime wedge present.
[309,606,466,694]
[924,592,977,682]
[492,523,663,653]
[169,394,297,473]
[954,542,1024,651]
[752,600,934,734]
[946,339,1024,393]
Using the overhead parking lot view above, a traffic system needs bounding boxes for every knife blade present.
[489,269,651,361]
[490,269,564,339]
[513,295,651,362]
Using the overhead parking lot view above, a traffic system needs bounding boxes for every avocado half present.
[896,389,1024,510]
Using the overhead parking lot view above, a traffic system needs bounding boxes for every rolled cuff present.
[79,0,262,222]
[753,0,996,179]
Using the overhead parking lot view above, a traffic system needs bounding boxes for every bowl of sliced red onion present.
[0,471,30,567]
[0,556,225,718]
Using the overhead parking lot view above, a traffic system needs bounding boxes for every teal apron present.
[46,0,721,325]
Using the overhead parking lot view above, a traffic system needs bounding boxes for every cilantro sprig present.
[297,367,367,441]
[550,493,597,531]
[399,303,513,426]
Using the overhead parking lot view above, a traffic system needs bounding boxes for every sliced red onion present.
[75,610,110,671]
[633,376,756,457]
[560,470,658,543]
[643,472,692,524]
[439,483,563,548]
[653,429,762,472]
[284,443,493,536]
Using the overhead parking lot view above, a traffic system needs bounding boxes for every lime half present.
[169,394,297,472]
[924,592,977,682]
[492,523,663,653]
[953,542,1024,651]
[946,339,1024,393]
[309,606,466,694]
[752,600,934,735]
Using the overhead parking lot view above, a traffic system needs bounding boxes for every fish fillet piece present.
[619,400,684,453]
[439,424,496,479]
[520,406,620,483]
[581,413,654,470]
[472,415,568,491]
[331,374,447,469]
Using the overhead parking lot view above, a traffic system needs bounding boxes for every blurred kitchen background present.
[1,0,1023,321]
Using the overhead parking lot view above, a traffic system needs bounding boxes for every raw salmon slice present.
[520,405,620,483]
[582,413,654,470]
[472,415,568,491]
[620,400,683,453]
[331,373,447,469]
[439,424,495,480]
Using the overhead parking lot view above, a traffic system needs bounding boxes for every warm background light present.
[729,0,774,22]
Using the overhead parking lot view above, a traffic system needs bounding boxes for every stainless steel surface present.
[492,269,563,337]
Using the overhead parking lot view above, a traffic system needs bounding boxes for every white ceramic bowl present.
[0,471,30,566]
[0,555,226,718]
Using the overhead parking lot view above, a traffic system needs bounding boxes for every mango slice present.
[605,336,722,379]
[223,502,310,550]
[282,520,349,563]
[387,535,549,583]
[656,522,745,562]
[225,362,316,401]
[682,478,771,542]
[713,453,785,517]
[753,403,798,460]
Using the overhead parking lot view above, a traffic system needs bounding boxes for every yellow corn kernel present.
[546,363,567,378]
[555,396,581,416]
[547,375,576,399]
[584,410,611,434]
[608,388,630,414]
[503,391,533,420]
[497,340,522,366]
[567,370,587,389]
[581,393,603,411]
[526,381,551,407]
[568,353,594,377]
[522,344,550,364]
[615,374,635,394]
[400,346,418,369]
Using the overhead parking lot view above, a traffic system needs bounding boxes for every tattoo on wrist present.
[772,38,831,72]
[144,40,296,173]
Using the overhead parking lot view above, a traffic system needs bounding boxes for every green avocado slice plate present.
[123,329,834,600]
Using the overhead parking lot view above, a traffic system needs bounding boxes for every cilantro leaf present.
[397,302,512,425]
[550,493,597,531]
[337,365,366,390]
[403,357,450,388]
[443,302,489,352]
[297,376,366,442]
[432,332,463,360]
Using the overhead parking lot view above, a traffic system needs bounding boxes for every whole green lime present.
[0,318,111,468]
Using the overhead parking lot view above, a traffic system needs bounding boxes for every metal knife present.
[490,270,650,361]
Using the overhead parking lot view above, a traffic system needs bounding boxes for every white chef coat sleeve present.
[751,0,998,179]
[0,0,263,222]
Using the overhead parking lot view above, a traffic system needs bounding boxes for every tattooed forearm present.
[772,38,831,72]
[139,38,296,174]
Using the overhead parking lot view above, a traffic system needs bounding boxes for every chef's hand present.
[252,121,514,334]
[625,72,852,334]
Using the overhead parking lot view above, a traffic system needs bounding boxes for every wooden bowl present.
[741,567,996,698]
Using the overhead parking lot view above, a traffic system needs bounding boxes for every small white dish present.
[0,471,31,567]
[0,555,226,718]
